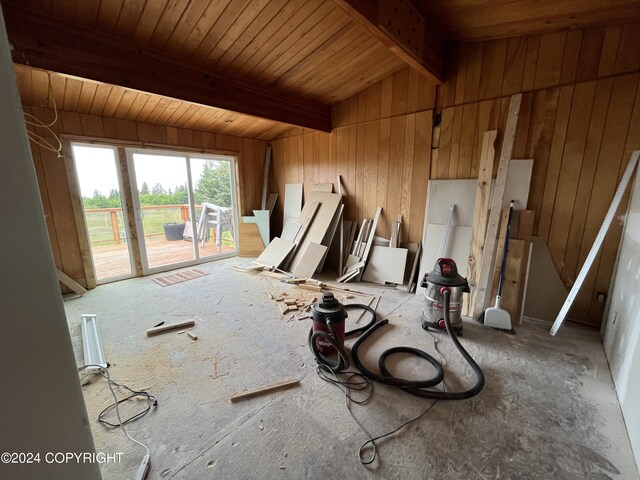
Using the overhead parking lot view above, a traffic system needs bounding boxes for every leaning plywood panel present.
[291,242,328,279]
[238,223,264,257]
[362,246,408,284]
[255,237,295,269]
[523,237,568,322]
[289,192,341,273]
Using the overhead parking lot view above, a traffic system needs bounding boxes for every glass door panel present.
[190,157,237,258]
[71,144,133,283]
[129,152,195,272]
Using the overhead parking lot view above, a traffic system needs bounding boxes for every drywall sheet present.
[281,222,302,242]
[522,236,568,321]
[502,159,533,210]
[417,179,476,295]
[424,179,477,226]
[255,237,295,268]
[283,183,303,232]
[604,164,640,468]
[420,224,473,280]
[362,247,408,284]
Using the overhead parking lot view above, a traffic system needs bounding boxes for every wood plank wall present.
[270,67,436,243]
[435,23,640,327]
[22,106,268,291]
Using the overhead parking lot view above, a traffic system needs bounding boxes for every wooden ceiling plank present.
[113,0,147,40]
[210,0,291,70]
[4,3,331,131]
[101,86,126,118]
[76,81,98,114]
[146,0,191,50]
[132,0,169,45]
[95,0,124,35]
[143,96,173,125]
[256,10,351,81]
[113,89,141,119]
[192,0,259,65]
[134,93,164,123]
[62,76,82,112]
[88,83,112,116]
[168,0,233,58]
[225,0,312,76]
[73,0,100,27]
[272,24,367,89]
[331,0,443,84]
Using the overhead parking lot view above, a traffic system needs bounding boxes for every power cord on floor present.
[97,371,158,428]
[312,305,447,466]
[78,365,153,479]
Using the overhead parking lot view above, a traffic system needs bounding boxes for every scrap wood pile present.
[238,177,421,292]
[232,264,380,321]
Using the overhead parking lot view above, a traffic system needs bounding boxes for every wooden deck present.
[92,235,235,281]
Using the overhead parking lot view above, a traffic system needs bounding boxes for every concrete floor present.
[63,257,639,480]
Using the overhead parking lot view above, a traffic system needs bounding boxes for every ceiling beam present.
[2,3,331,132]
[332,0,444,84]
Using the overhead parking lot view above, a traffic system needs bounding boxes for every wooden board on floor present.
[255,237,295,268]
[147,319,195,336]
[291,242,328,279]
[230,378,299,402]
[356,207,382,281]
[238,223,264,257]
[362,246,408,285]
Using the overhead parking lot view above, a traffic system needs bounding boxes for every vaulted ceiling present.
[4,0,640,140]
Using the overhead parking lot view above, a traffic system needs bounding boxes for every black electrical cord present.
[351,288,485,400]
[309,295,484,465]
[95,371,158,428]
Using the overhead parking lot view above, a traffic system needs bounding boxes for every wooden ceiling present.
[14,65,293,140]
[415,0,640,42]
[6,0,640,141]
[6,0,406,105]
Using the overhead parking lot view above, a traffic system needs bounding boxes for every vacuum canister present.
[420,258,470,336]
[311,292,347,355]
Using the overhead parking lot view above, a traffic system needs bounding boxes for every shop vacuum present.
[309,258,485,400]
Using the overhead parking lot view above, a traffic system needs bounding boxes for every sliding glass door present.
[71,144,134,284]
[126,148,238,275]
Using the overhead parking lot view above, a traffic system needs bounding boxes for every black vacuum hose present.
[351,289,485,400]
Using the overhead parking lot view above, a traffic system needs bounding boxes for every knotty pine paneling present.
[436,23,640,327]
[23,106,268,292]
[271,67,435,244]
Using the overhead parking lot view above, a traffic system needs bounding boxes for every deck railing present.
[84,204,191,245]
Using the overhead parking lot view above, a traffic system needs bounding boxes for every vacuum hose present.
[313,289,485,400]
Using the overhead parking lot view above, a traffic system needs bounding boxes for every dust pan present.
[482,201,514,331]
[483,295,512,330]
